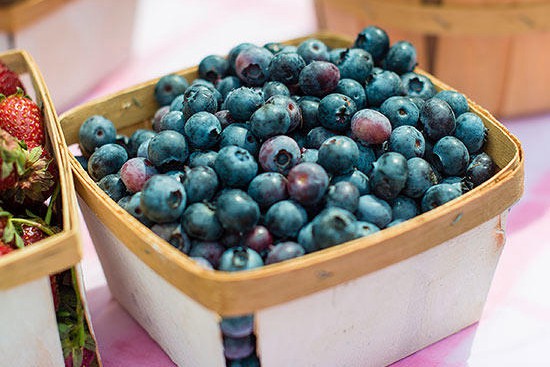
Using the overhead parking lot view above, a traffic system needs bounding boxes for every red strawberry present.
[0,91,44,149]
[0,61,25,96]
[0,243,13,256]
[0,128,54,207]
[21,224,47,245]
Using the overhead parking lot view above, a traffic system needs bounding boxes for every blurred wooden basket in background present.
[315,0,550,117]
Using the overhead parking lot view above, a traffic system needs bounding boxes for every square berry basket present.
[59,34,524,367]
[0,49,98,367]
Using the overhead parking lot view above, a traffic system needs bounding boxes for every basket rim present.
[0,49,82,290]
[59,33,524,316]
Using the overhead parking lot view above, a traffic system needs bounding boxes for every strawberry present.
[0,243,13,256]
[0,127,54,207]
[0,61,25,97]
[0,90,44,149]
[21,224,47,244]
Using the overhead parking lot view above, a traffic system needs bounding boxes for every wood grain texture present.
[0,0,73,32]
[59,33,524,316]
[0,50,82,290]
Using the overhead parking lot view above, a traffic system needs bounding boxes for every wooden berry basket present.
[0,0,137,110]
[60,33,524,367]
[0,49,89,367]
[315,0,550,118]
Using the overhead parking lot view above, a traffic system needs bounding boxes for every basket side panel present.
[0,276,64,367]
[256,214,506,367]
[77,197,225,367]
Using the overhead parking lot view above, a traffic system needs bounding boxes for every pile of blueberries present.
[77,26,495,366]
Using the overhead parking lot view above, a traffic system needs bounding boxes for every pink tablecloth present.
[66,1,550,365]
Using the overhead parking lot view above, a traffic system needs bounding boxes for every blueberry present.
[215,110,239,128]
[268,52,306,85]
[356,143,376,175]
[380,96,420,128]
[262,81,290,100]
[365,70,403,107]
[216,189,260,233]
[441,176,467,193]
[182,165,219,203]
[192,257,214,269]
[78,115,117,157]
[87,143,128,181]
[264,42,285,54]
[403,157,438,198]
[318,93,357,132]
[287,162,329,206]
[128,129,156,158]
[227,354,260,367]
[387,219,405,228]
[75,155,88,171]
[140,175,187,223]
[351,109,392,145]
[311,208,357,249]
[147,130,189,172]
[156,110,185,135]
[465,152,495,188]
[214,145,258,188]
[401,72,436,100]
[370,152,408,200]
[120,157,158,193]
[235,46,273,86]
[356,195,392,228]
[326,181,360,213]
[188,150,218,169]
[169,94,185,112]
[98,174,127,202]
[432,136,470,176]
[265,242,305,265]
[317,136,359,175]
[220,123,259,156]
[332,169,370,195]
[421,183,462,212]
[192,78,217,91]
[124,192,153,227]
[115,134,130,155]
[224,87,264,121]
[258,135,301,175]
[221,315,254,338]
[390,195,419,220]
[383,41,417,75]
[297,222,317,253]
[151,222,191,254]
[352,221,380,238]
[182,85,219,119]
[219,246,264,272]
[228,42,255,74]
[407,96,426,111]
[134,136,150,157]
[184,111,222,150]
[265,95,302,132]
[216,76,242,100]
[189,241,225,268]
[244,225,273,254]
[297,38,329,63]
[435,90,469,117]
[265,200,307,239]
[389,125,425,159]
[182,203,223,241]
[305,126,336,149]
[154,74,189,106]
[454,112,487,154]
[299,61,340,97]
[333,48,374,83]
[198,55,229,83]
[334,78,367,110]
[249,104,291,140]
[353,26,390,63]
[247,172,288,208]
[300,148,318,163]
[420,98,456,141]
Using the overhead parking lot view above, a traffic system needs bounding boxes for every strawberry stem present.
[45,183,60,226]
[10,218,55,236]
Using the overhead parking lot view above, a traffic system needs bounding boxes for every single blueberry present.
[311,208,357,249]
[235,46,274,86]
[421,183,462,212]
[182,165,219,204]
[454,112,487,154]
[224,87,264,121]
[120,157,158,193]
[333,48,374,83]
[325,181,360,213]
[380,96,420,128]
[432,136,470,176]
[151,222,191,254]
[403,157,438,198]
[354,26,390,63]
[124,192,153,227]
[334,78,367,110]
[189,241,225,268]
[401,72,436,100]
[140,175,187,223]
[356,143,376,175]
[188,150,218,169]
[262,81,290,100]
[221,315,254,338]
[78,115,117,157]
[184,111,222,150]
[265,95,302,132]
[420,98,456,141]
[216,189,260,233]
[369,152,408,200]
[98,174,127,202]
[265,200,307,239]
[356,195,392,228]
[299,61,340,97]
[465,152,496,188]
[198,55,229,83]
[258,135,301,175]
[383,41,417,75]
[182,203,223,241]
[389,125,425,159]
[220,123,259,156]
[214,145,258,188]
[182,85,219,119]
[318,93,357,132]
[219,246,264,272]
[435,90,469,117]
[297,38,330,63]
[249,104,291,140]
[287,162,329,206]
[154,74,189,106]
[147,130,189,172]
[87,143,128,181]
[351,109,392,145]
[390,195,419,220]
[332,169,370,195]
[247,172,288,208]
[317,136,359,175]
[216,76,242,100]
[268,52,306,86]
[265,242,305,265]
[305,126,337,149]
[365,70,403,107]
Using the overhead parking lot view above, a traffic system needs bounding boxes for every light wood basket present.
[59,34,524,366]
[0,49,84,367]
[0,0,73,32]
[315,0,550,117]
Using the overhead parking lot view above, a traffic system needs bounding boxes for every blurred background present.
[1,0,549,366]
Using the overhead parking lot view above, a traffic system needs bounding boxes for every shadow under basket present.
[0,50,83,367]
[59,33,524,367]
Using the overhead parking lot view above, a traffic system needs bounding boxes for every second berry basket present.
[59,33,524,367]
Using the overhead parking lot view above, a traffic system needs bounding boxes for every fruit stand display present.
[0,50,99,367]
[0,0,137,110]
[314,0,550,117]
[59,31,523,367]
